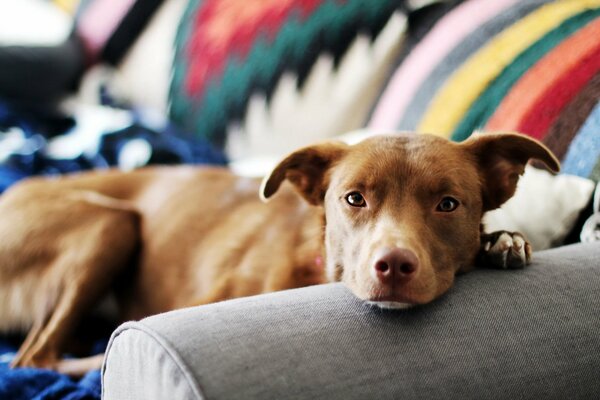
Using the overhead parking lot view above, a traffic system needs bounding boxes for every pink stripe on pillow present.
[77,0,136,60]
[368,0,518,131]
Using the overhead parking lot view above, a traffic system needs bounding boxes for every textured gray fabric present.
[103,243,600,400]
[102,325,202,400]
[398,0,549,130]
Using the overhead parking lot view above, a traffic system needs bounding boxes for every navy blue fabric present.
[0,333,105,400]
[0,355,101,400]
[0,100,228,192]
[0,101,75,138]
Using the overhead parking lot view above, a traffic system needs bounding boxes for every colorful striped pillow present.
[370,0,600,182]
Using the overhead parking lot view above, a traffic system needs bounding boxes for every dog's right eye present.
[345,192,366,207]
[436,196,459,212]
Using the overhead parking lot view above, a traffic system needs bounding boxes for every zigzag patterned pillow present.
[169,0,418,160]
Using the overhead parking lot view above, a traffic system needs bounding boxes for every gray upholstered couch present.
[102,242,600,399]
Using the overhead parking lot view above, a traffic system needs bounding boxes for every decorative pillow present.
[169,0,420,160]
[369,0,600,182]
[76,0,165,65]
[106,0,188,114]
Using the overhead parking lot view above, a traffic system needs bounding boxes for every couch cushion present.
[102,243,600,399]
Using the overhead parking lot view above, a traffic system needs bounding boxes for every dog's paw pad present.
[480,231,531,269]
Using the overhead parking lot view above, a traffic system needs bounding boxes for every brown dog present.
[0,132,558,374]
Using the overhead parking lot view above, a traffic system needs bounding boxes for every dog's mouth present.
[366,299,414,309]
[364,294,420,309]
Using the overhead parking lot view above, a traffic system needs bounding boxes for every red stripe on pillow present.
[517,43,600,139]
[185,0,321,96]
[486,17,600,136]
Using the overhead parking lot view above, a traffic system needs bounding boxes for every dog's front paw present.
[478,231,532,269]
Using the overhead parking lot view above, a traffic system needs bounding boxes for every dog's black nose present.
[373,248,419,284]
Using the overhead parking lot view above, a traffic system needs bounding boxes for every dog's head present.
[261,133,559,308]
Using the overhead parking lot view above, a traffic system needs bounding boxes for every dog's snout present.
[373,248,419,284]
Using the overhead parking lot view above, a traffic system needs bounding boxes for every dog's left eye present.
[346,192,366,207]
[437,197,459,212]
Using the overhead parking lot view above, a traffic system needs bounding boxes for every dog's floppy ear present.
[260,142,349,205]
[464,132,560,211]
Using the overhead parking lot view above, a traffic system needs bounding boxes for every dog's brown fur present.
[0,132,558,374]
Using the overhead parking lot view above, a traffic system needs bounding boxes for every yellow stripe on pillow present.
[54,0,81,14]
[417,0,600,137]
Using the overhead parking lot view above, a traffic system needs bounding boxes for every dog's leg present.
[3,191,140,371]
[478,230,532,269]
[54,354,105,377]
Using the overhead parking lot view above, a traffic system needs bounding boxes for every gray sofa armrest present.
[102,243,600,400]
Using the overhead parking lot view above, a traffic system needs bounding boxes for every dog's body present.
[0,167,324,323]
[0,133,559,374]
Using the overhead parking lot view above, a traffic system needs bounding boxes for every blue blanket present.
[0,100,227,192]
[0,344,102,400]
[0,100,228,399]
